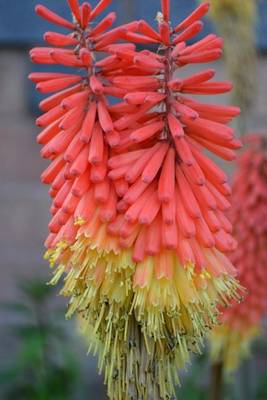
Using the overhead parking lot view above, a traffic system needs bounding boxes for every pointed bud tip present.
[35,4,43,13]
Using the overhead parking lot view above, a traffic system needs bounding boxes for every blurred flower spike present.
[210,134,267,374]
[30,0,242,398]
[200,0,258,130]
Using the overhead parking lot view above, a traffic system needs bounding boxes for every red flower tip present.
[79,48,93,66]
[67,0,82,24]
[81,3,91,29]
[88,12,117,37]
[90,0,112,20]
[44,31,79,47]
[174,2,210,33]
[161,0,170,22]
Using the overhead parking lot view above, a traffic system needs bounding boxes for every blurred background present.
[0,0,267,399]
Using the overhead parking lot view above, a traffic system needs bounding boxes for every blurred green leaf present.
[0,302,31,314]
[177,353,209,399]
[18,279,55,304]
[0,276,80,400]
[256,371,267,400]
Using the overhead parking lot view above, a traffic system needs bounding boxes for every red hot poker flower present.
[31,1,243,399]
[210,134,267,373]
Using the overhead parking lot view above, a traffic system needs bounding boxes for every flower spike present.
[31,1,242,399]
[210,134,267,374]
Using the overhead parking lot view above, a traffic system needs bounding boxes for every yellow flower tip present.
[46,232,241,319]
[74,217,86,226]
[45,233,242,396]
[44,241,69,267]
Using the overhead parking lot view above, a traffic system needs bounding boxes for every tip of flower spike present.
[35,5,42,13]
[161,0,170,22]
[197,1,210,15]
[35,4,49,19]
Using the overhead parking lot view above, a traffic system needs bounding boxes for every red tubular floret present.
[177,49,222,65]
[138,190,161,225]
[97,99,114,133]
[36,75,82,93]
[141,143,169,183]
[123,31,159,45]
[80,101,97,143]
[50,50,84,67]
[174,2,210,32]
[138,20,162,41]
[130,121,164,143]
[39,84,83,112]
[90,0,112,20]
[67,0,82,24]
[81,3,91,28]
[161,0,170,21]
[61,91,89,110]
[159,22,171,45]
[158,147,175,203]
[35,5,75,29]
[88,124,104,165]
[41,156,65,184]
[37,119,61,145]
[174,21,204,44]
[89,12,116,37]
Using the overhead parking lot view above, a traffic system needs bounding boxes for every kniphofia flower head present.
[210,134,267,373]
[30,1,242,398]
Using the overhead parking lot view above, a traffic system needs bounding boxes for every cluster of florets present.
[30,1,242,399]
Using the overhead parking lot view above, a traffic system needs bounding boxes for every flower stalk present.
[210,362,223,400]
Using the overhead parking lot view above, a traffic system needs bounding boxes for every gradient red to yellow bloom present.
[210,134,267,373]
[30,1,242,398]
